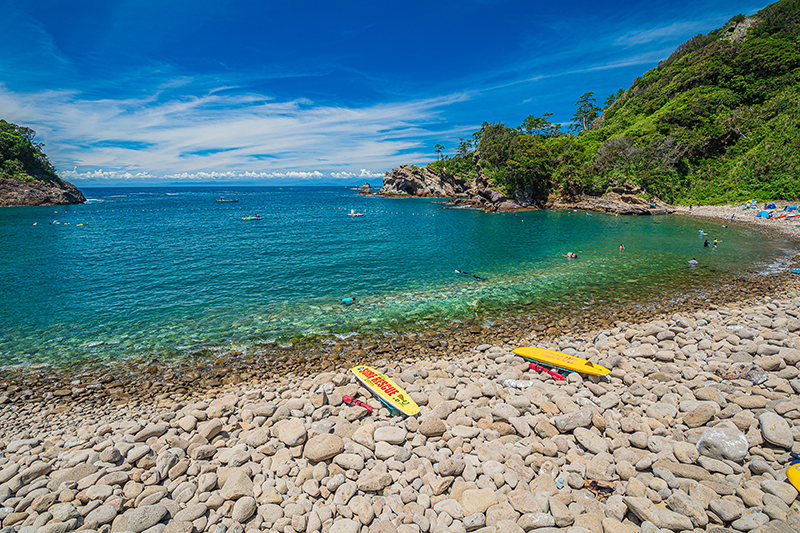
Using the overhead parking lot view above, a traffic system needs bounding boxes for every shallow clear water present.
[0,186,790,368]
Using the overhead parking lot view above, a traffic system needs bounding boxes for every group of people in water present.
[455,229,720,285]
[690,228,724,265]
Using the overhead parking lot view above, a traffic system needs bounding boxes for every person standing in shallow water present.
[619,244,625,251]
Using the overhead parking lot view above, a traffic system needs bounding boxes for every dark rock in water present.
[0,176,86,206]
[357,182,373,195]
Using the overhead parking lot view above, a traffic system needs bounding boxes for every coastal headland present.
[0,121,85,207]
[1,205,799,533]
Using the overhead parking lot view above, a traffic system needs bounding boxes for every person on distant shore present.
[619,244,625,251]
[704,239,710,247]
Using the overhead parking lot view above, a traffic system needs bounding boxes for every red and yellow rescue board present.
[351,365,420,416]
[512,347,611,376]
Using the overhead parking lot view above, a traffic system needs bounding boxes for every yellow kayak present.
[787,462,800,492]
[351,365,420,416]
[512,346,611,376]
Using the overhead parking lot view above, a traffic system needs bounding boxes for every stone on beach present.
[696,426,749,461]
[304,433,344,462]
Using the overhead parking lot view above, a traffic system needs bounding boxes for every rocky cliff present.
[378,164,671,215]
[377,165,469,197]
[0,177,86,207]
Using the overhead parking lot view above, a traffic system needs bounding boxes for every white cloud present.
[0,83,468,183]
[330,169,384,179]
[60,168,331,182]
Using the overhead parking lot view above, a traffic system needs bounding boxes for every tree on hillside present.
[570,92,602,133]
[0,120,59,182]
[456,137,473,156]
[434,144,445,160]
[519,113,561,137]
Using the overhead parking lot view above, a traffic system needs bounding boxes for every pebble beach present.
[673,204,800,241]
[2,205,800,533]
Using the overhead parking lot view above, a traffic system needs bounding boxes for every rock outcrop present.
[377,165,468,197]
[547,184,672,215]
[378,166,672,215]
[0,177,86,207]
[357,182,373,195]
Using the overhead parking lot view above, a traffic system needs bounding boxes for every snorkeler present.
[456,269,486,281]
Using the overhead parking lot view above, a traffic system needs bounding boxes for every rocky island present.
[0,120,85,207]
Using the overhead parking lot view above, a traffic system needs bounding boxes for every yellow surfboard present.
[351,365,420,416]
[787,462,800,492]
[512,347,611,376]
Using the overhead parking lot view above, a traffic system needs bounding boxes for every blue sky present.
[0,0,768,186]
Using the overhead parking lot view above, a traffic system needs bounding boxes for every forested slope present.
[426,0,800,205]
[0,120,85,206]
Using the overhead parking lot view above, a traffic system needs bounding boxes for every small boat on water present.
[348,209,364,217]
[242,214,261,221]
[217,197,239,203]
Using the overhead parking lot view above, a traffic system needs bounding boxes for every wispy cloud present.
[0,83,468,183]
[614,20,714,47]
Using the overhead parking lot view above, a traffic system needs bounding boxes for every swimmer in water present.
[619,244,625,252]
[455,269,486,281]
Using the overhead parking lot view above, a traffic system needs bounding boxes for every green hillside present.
[428,0,800,204]
[0,120,62,185]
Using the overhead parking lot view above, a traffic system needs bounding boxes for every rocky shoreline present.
[0,177,85,207]
[374,166,671,216]
[2,264,800,533]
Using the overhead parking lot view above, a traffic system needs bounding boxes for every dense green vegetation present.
[428,0,800,204]
[0,120,60,184]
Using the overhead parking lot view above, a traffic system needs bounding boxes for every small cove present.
[0,186,792,369]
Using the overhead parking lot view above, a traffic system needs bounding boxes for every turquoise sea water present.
[0,186,792,369]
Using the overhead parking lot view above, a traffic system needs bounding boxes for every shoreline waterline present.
[3,251,798,408]
[2,193,798,397]
[673,202,800,243]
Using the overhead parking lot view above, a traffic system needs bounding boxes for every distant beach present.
[674,202,800,243]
